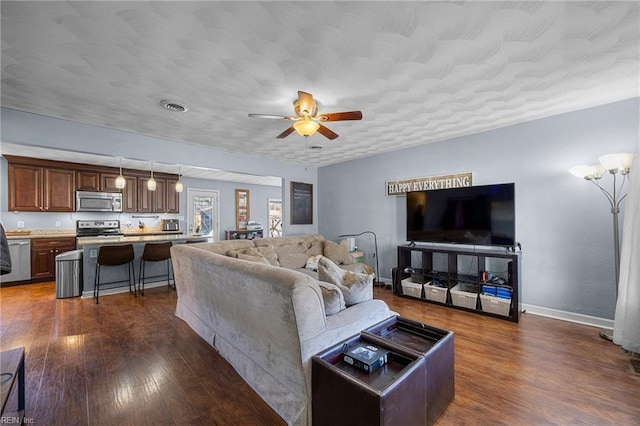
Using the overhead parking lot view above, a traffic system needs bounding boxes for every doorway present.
[187,189,220,239]
[268,199,282,237]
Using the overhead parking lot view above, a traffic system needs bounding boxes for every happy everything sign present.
[386,172,473,196]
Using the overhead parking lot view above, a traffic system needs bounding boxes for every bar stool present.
[138,242,174,295]
[94,244,136,304]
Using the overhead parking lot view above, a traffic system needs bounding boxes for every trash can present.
[55,249,83,298]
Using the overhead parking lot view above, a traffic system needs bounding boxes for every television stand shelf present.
[395,244,522,322]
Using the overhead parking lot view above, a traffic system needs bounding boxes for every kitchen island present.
[77,234,211,299]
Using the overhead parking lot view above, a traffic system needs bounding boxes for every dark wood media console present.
[396,244,522,322]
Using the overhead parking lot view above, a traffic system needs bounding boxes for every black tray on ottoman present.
[362,316,455,425]
[312,333,427,426]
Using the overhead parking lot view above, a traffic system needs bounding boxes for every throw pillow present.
[318,281,346,315]
[305,254,322,271]
[276,244,308,269]
[237,252,271,265]
[305,241,324,257]
[318,256,373,306]
[323,239,352,265]
[254,246,279,266]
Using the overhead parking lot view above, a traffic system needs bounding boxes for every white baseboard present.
[521,304,614,330]
[81,280,171,299]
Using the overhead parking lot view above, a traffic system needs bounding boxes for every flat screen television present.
[406,183,515,247]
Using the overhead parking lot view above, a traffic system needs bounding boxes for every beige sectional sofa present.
[170,234,393,425]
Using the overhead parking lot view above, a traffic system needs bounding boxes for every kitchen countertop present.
[77,233,211,246]
[4,228,185,240]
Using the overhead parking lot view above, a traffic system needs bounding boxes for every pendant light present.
[115,157,126,189]
[175,165,184,193]
[147,162,157,191]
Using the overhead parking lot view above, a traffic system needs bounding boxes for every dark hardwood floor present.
[1,282,638,425]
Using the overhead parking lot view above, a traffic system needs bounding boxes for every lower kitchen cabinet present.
[31,237,77,282]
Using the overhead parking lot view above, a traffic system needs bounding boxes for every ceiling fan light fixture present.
[293,119,320,138]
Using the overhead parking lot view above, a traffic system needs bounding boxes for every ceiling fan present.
[248,91,362,140]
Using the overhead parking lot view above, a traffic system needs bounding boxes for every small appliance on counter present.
[246,221,263,231]
[161,219,180,231]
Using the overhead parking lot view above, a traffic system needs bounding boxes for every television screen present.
[407,183,515,246]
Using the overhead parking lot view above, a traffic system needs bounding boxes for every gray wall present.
[0,108,318,235]
[318,98,639,320]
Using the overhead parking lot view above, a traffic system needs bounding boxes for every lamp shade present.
[115,157,126,189]
[619,152,634,172]
[175,180,184,193]
[293,119,320,137]
[147,176,157,191]
[599,153,623,171]
[115,174,126,189]
[569,165,590,178]
[588,164,605,179]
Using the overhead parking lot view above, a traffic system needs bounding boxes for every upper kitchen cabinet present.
[122,176,138,212]
[5,155,180,213]
[138,177,174,213]
[8,162,75,212]
[166,180,180,213]
[76,171,123,192]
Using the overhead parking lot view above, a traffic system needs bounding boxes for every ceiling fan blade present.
[318,111,363,122]
[317,124,339,140]
[248,113,295,120]
[297,91,315,116]
[276,126,296,139]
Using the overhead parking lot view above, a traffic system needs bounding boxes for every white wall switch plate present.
[17,221,24,229]
[55,221,61,228]
[90,250,97,258]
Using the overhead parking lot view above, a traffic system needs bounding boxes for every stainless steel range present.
[76,220,124,238]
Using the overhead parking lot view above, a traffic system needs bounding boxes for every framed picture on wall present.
[290,181,312,225]
[236,189,250,230]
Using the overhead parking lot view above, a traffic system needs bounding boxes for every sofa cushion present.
[276,244,309,269]
[318,256,373,306]
[323,239,353,265]
[318,281,346,315]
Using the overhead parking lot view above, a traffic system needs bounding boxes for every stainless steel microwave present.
[76,191,122,212]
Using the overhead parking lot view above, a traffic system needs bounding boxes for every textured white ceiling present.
[2,1,639,168]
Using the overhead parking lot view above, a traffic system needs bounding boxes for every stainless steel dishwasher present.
[0,239,31,284]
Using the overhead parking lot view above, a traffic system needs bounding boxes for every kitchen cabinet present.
[123,176,138,212]
[77,171,123,192]
[8,164,75,212]
[5,156,179,213]
[153,179,167,213]
[138,177,176,213]
[31,237,77,282]
[76,171,100,191]
[166,180,180,213]
[45,168,75,211]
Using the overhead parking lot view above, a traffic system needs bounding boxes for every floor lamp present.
[569,152,634,341]
[338,231,382,286]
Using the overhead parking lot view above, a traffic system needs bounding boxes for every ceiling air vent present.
[159,100,188,112]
